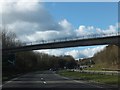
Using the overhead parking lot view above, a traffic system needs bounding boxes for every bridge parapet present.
[21,32,120,47]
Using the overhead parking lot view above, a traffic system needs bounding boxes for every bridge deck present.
[2,35,120,53]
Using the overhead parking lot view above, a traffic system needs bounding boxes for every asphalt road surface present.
[2,70,118,90]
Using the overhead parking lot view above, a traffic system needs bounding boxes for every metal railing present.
[18,31,120,47]
[69,69,120,76]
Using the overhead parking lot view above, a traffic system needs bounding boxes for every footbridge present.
[2,32,120,53]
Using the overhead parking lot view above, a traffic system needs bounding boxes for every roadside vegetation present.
[78,45,120,71]
[92,45,120,70]
[58,70,119,85]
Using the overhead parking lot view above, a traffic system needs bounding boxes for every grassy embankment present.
[92,45,120,70]
[80,45,120,71]
[58,70,119,85]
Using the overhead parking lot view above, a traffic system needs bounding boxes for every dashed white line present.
[41,78,43,80]
[43,81,47,84]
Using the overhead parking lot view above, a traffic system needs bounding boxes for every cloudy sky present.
[0,0,118,59]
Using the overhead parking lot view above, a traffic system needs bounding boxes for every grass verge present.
[57,70,119,85]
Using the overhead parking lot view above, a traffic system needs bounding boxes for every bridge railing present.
[18,31,120,47]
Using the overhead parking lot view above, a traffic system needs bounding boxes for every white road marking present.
[0,85,2,87]
[43,81,47,84]
[2,77,20,87]
[54,74,69,80]
[41,78,43,80]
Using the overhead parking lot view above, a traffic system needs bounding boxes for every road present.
[2,70,117,90]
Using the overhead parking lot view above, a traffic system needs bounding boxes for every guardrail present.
[69,69,120,76]
[102,68,120,71]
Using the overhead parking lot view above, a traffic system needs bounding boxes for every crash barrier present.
[68,69,120,76]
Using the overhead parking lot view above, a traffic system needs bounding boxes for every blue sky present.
[45,2,118,29]
[1,1,118,59]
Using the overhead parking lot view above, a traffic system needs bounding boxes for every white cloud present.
[65,45,106,59]
[15,0,41,12]
[76,24,118,37]
[59,19,72,31]
[96,25,117,34]
[36,49,65,56]
[23,27,75,42]
[25,31,60,41]
[7,21,39,35]
[1,0,59,29]
[27,19,75,41]
[1,1,76,42]
[65,50,81,59]
[76,25,95,36]
[0,0,42,14]
[36,45,107,59]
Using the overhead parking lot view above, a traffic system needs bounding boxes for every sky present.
[0,0,118,60]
